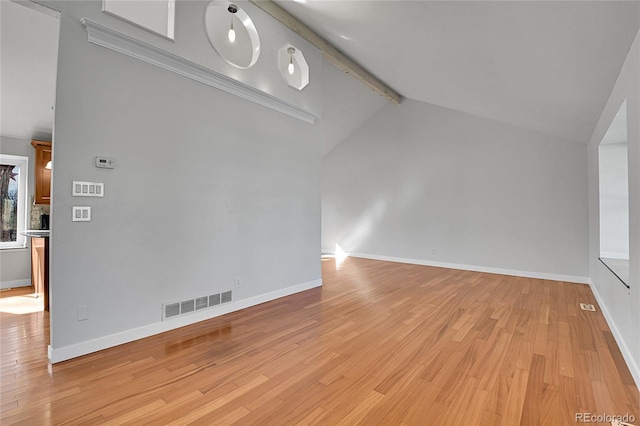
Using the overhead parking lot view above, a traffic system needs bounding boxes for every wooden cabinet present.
[31,237,49,311]
[31,238,45,296]
[31,140,52,205]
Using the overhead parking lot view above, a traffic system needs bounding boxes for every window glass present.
[0,155,28,249]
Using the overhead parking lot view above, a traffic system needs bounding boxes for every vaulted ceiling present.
[275,0,640,143]
[2,1,638,148]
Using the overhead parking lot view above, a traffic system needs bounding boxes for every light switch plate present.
[73,181,104,197]
[72,206,91,222]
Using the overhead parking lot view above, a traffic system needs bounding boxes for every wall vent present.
[164,302,180,319]
[163,290,233,320]
[209,293,221,306]
[221,290,232,304]
[181,299,195,314]
[195,296,208,310]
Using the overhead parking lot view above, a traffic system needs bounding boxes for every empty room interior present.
[1,0,639,424]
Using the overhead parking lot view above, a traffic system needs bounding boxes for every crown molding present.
[81,18,318,124]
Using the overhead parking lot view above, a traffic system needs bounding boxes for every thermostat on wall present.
[95,156,116,169]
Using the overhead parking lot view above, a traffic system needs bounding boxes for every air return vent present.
[164,302,180,319]
[181,299,195,314]
[209,293,221,306]
[162,290,233,320]
[196,297,208,310]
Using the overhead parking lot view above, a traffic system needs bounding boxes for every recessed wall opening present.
[598,99,629,288]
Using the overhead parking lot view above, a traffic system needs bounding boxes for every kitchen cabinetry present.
[30,236,50,311]
[31,139,52,205]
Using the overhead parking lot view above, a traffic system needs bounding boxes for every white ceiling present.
[0,0,59,141]
[2,1,638,149]
[276,0,640,143]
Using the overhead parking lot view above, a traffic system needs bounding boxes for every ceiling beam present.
[249,0,402,105]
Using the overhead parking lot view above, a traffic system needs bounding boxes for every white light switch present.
[73,181,104,197]
[72,206,91,222]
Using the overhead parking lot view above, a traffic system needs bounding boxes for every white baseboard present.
[48,279,322,364]
[0,279,31,289]
[588,280,640,391]
[336,251,589,284]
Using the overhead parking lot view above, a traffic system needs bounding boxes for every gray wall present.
[588,30,640,385]
[0,136,35,288]
[323,99,589,280]
[320,62,386,155]
[48,0,322,359]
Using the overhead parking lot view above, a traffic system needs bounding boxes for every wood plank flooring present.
[1,257,638,425]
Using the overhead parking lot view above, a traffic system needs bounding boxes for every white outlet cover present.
[77,305,88,321]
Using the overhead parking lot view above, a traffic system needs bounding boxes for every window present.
[0,155,28,249]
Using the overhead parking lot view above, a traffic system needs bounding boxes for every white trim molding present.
[80,18,318,124]
[327,251,590,284]
[48,278,322,363]
[588,280,640,389]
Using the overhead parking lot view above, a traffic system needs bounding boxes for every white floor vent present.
[163,290,233,320]
[580,303,596,312]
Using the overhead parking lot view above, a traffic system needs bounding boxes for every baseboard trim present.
[0,279,31,289]
[48,279,322,364]
[588,280,640,391]
[335,251,589,284]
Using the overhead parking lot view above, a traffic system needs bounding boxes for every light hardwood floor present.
[1,257,638,425]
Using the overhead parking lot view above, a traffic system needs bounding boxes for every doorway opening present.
[0,1,60,325]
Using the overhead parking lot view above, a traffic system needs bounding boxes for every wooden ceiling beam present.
[249,0,402,105]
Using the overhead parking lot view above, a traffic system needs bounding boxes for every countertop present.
[21,230,50,238]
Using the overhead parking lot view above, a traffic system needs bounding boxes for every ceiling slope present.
[276,0,640,143]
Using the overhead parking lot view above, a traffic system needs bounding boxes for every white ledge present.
[81,18,318,124]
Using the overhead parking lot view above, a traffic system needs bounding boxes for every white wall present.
[102,0,172,39]
[323,99,589,281]
[588,30,640,386]
[320,62,387,155]
[0,136,35,288]
[42,0,322,118]
[598,143,629,259]
[47,0,322,362]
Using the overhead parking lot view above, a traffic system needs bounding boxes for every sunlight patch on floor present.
[0,293,44,314]
[334,244,348,270]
